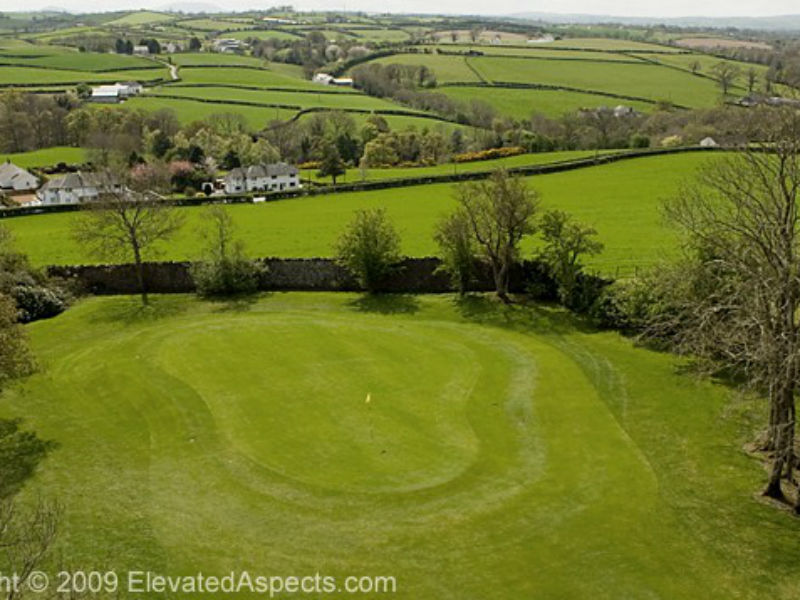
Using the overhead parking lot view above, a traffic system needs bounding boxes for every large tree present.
[454,169,538,302]
[335,208,401,293]
[656,109,800,507]
[73,164,184,306]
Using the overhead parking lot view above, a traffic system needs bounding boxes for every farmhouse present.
[0,161,39,191]
[214,38,246,53]
[89,82,143,103]
[223,163,300,194]
[313,72,353,87]
[36,172,120,206]
[132,45,150,56]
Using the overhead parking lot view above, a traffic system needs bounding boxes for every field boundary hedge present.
[47,257,561,295]
[160,82,365,96]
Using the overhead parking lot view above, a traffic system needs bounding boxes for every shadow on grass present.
[207,293,267,313]
[454,294,599,337]
[88,295,191,325]
[347,293,421,315]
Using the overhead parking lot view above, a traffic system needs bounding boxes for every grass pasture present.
[4,152,718,274]
[365,53,483,83]
[467,56,722,107]
[0,146,86,168]
[0,51,159,71]
[116,96,296,128]
[0,65,168,85]
[3,293,800,599]
[177,66,330,90]
[105,10,176,26]
[440,85,656,118]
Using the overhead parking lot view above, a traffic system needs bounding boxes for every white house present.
[214,38,246,53]
[36,172,120,206]
[0,161,39,191]
[313,72,335,85]
[223,163,300,194]
[132,45,150,56]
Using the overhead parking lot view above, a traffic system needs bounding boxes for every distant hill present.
[159,1,223,13]
[510,11,800,32]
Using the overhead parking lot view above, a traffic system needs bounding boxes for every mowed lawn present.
[4,152,716,275]
[0,146,86,167]
[3,293,800,598]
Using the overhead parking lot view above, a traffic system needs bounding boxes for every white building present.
[0,161,39,191]
[132,45,150,56]
[223,163,300,194]
[700,137,720,148]
[214,38,246,53]
[36,172,120,206]
[313,72,353,87]
[89,82,143,103]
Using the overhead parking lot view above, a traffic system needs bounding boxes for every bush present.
[191,257,263,297]
[630,134,651,148]
[11,284,69,323]
[454,146,525,163]
[335,207,401,292]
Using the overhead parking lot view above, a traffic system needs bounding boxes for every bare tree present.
[454,170,538,302]
[710,61,741,96]
[657,109,800,508]
[0,498,60,600]
[72,164,184,306]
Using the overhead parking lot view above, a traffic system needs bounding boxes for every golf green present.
[4,293,800,598]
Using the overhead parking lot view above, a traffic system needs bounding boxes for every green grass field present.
[116,96,296,128]
[178,18,254,31]
[3,292,799,598]
[544,37,681,52]
[439,85,655,118]
[168,53,267,67]
[177,66,329,90]
[468,56,722,106]
[366,54,483,83]
[0,146,86,167]
[1,52,159,71]
[0,65,168,85]
[105,10,176,26]
[148,85,411,111]
[226,29,304,41]
[3,152,717,274]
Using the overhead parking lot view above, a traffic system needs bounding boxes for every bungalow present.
[36,172,120,206]
[0,161,39,192]
[223,163,300,194]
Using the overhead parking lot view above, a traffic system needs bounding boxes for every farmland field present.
[168,53,267,67]
[177,66,333,90]
[105,10,176,26]
[439,85,655,118]
[365,53,484,82]
[0,65,168,85]
[116,96,297,127]
[3,152,718,274]
[467,56,722,106]
[3,292,799,599]
[0,52,159,71]
[0,146,86,167]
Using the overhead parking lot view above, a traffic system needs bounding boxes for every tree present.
[454,169,538,302]
[190,206,262,297]
[0,294,34,391]
[318,140,346,185]
[655,109,800,507]
[746,67,758,93]
[189,36,202,51]
[434,211,476,295]
[537,209,604,306]
[690,60,701,75]
[335,208,401,293]
[72,164,184,306]
[710,61,741,96]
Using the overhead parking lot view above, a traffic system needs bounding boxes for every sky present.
[6,0,800,17]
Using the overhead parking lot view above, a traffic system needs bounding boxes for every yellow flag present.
[365,393,371,404]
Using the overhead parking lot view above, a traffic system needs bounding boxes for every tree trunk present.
[764,386,795,500]
[133,245,148,306]
[492,260,510,303]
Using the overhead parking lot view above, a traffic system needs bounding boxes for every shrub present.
[11,284,69,323]
[335,207,401,292]
[453,146,525,163]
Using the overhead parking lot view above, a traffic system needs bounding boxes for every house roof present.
[225,163,298,182]
[0,161,37,189]
[38,172,104,192]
